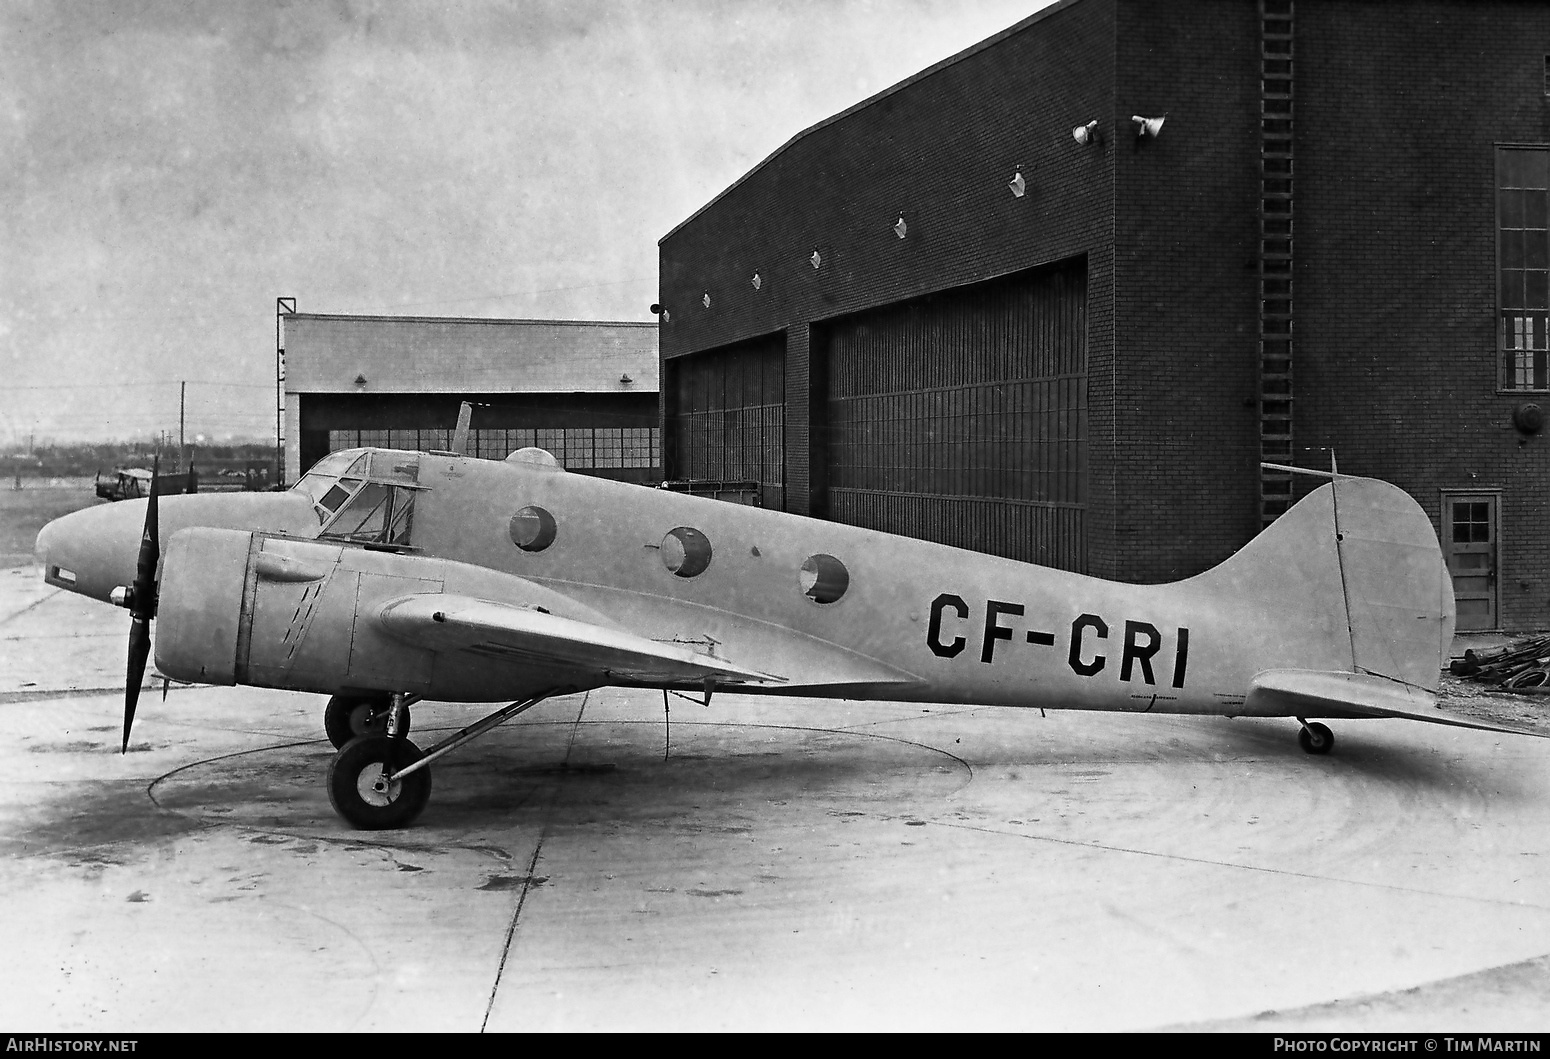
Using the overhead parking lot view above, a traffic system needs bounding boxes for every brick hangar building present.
[655,0,1550,633]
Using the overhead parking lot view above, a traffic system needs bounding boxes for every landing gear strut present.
[325,691,559,830]
[323,693,413,750]
[1297,718,1334,755]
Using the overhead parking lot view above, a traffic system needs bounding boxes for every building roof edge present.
[658,0,1084,245]
[281,313,656,329]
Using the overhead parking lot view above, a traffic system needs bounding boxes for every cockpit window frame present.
[292,448,425,545]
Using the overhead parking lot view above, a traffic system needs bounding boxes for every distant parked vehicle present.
[94,468,154,501]
[201,464,271,492]
[93,467,198,500]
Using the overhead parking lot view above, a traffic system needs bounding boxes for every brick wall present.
[1294,0,1550,629]
[1111,0,1263,582]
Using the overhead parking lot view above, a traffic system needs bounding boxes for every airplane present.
[33,442,1542,830]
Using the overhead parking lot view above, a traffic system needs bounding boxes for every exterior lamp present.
[1132,115,1166,139]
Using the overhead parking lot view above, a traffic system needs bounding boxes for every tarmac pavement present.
[1,572,1548,1032]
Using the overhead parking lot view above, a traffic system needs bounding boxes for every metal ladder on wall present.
[1259,0,1295,527]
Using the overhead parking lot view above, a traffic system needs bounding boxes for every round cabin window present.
[661,527,713,578]
[800,553,849,604]
[509,506,557,552]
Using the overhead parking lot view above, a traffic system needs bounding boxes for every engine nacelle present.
[156,529,446,695]
[155,528,618,702]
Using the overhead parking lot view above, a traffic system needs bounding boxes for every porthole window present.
[800,553,849,604]
[510,506,557,552]
[661,526,713,578]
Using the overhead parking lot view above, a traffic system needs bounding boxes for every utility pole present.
[178,381,186,474]
[277,297,295,489]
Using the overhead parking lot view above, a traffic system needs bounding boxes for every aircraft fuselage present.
[392,451,1355,716]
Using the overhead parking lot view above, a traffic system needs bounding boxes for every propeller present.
[122,457,160,753]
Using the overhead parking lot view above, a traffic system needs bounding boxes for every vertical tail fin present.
[1190,475,1454,692]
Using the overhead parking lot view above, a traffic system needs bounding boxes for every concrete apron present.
[0,580,1547,1030]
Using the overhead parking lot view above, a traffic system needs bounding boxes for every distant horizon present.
[3,436,278,454]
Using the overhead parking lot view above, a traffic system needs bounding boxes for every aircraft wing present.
[1246,669,1548,738]
[377,593,785,687]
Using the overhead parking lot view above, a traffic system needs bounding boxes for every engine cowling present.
[156,529,444,695]
[155,528,620,702]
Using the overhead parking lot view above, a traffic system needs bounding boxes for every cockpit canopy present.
[290,449,422,548]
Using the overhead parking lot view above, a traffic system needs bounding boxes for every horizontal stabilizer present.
[377,593,785,687]
[1247,669,1547,738]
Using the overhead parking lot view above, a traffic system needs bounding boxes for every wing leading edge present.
[1246,669,1547,738]
[377,593,785,687]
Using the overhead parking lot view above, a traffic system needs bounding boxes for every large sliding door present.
[820,261,1087,570]
[665,333,786,510]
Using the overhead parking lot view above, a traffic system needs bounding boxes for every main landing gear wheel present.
[1298,721,1335,755]
[327,735,432,830]
[323,694,409,750]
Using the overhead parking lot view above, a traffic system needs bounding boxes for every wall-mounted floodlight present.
[894,216,908,239]
[751,272,762,290]
[620,373,633,385]
[810,249,822,269]
[1132,114,1166,139]
[1072,120,1100,146]
[1008,171,1026,197]
[702,292,711,308]
[649,302,670,323]
[354,373,368,387]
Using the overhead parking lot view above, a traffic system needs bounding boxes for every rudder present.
[1185,475,1453,692]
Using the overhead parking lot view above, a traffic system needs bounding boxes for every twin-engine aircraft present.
[33,443,1531,829]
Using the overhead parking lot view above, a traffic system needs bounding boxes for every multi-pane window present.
[1452,500,1492,544]
[326,427,659,470]
[1498,146,1550,389]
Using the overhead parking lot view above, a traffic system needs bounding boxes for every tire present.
[1297,721,1334,755]
[327,735,432,830]
[1505,668,1549,689]
[323,694,410,750]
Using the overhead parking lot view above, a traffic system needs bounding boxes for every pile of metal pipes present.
[1450,635,1550,690]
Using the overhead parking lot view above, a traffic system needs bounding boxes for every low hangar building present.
[656,0,1550,633]
[280,309,660,489]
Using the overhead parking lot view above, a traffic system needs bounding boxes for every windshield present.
[289,448,421,545]
[291,450,368,512]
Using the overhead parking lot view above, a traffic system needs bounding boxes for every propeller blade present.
[122,457,161,753]
[124,619,149,753]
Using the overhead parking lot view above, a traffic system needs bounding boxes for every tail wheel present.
[327,735,432,830]
[323,694,409,750]
[1298,721,1334,755]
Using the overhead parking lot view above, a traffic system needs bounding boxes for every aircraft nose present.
[33,519,58,579]
[35,499,147,604]
[36,490,319,606]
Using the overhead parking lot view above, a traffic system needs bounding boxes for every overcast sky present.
[1,0,1051,446]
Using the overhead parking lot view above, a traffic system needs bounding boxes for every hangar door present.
[665,332,785,510]
[822,262,1087,570]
